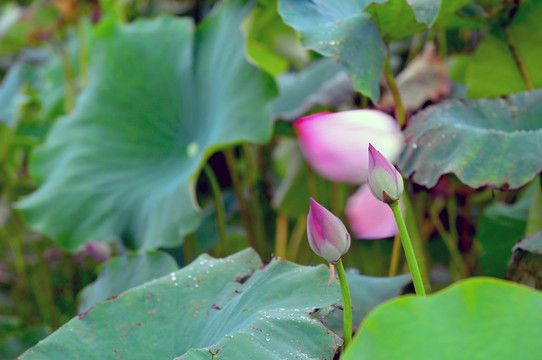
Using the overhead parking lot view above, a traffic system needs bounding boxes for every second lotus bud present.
[368,143,404,204]
[307,198,351,264]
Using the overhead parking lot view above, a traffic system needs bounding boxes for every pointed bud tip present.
[367,144,404,203]
[306,198,351,264]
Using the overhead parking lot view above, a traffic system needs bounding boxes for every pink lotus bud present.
[294,110,403,184]
[345,185,398,239]
[307,198,351,264]
[368,144,404,204]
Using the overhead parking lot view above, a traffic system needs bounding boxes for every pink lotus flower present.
[368,143,404,204]
[294,110,403,184]
[345,185,398,239]
[307,198,351,264]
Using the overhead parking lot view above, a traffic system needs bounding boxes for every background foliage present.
[0,0,541,358]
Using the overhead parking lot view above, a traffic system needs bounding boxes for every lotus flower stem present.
[242,144,270,256]
[28,233,62,328]
[56,41,76,113]
[389,201,426,296]
[504,27,533,89]
[274,213,288,258]
[183,233,202,264]
[223,148,256,250]
[306,198,352,347]
[402,192,432,293]
[0,219,27,292]
[287,215,306,262]
[429,198,465,279]
[77,20,89,87]
[383,53,406,127]
[335,259,352,349]
[203,163,229,255]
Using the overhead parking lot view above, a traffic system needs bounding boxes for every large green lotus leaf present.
[466,30,526,98]
[78,251,179,313]
[322,271,411,337]
[466,1,542,98]
[366,0,471,42]
[18,249,342,359]
[506,0,542,91]
[364,0,426,43]
[18,0,276,251]
[278,0,386,102]
[342,277,542,360]
[399,89,542,189]
[242,0,309,77]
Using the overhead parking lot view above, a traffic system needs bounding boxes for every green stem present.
[403,191,432,293]
[436,30,447,58]
[57,41,76,113]
[223,148,256,250]
[0,108,20,166]
[183,233,203,265]
[242,144,270,257]
[29,238,60,328]
[388,234,402,276]
[183,234,194,264]
[0,225,27,287]
[429,199,465,279]
[203,164,229,255]
[389,201,426,296]
[0,129,15,166]
[505,27,533,90]
[77,19,89,88]
[360,95,369,109]
[383,53,406,127]
[115,0,129,22]
[287,215,306,262]
[335,259,352,349]
[446,197,460,244]
[274,214,288,258]
[62,252,76,321]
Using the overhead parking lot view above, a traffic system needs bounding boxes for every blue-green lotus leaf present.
[19,249,342,360]
[278,0,386,102]
[78,251,179,313]
[18,0,276,251]
[399,89,542,189]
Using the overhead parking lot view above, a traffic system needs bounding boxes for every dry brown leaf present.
[380,43,450,113]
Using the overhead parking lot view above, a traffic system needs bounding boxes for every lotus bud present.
[293,110,403,184]
[307,198,351,264]
[368,144,404,204]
